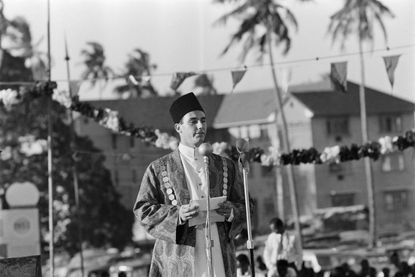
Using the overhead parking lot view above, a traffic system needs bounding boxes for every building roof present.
[87,94,224,130]
[291,80,415,116]
[213,89,277,128]
[84,80,415,130]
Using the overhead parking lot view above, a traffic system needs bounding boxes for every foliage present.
[1,16,49,80]
[0,93,134,256]
[80,41,114,86]
[114,48,158,98]
[328,0,394,49]
[193,73,217,95]
[215,0,300,61]
[0,23,134,255]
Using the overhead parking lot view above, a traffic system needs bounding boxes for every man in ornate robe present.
[134,92,246,277]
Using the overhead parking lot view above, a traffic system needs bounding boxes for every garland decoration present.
[0,81,414,166]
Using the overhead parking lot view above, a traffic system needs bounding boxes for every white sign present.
[5,182,40,207]
[0,208,40,257]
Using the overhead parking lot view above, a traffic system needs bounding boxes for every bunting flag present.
[383,55,401,88]
[170,72,197,91]
[330,61,348,93]
[231,66,247,93]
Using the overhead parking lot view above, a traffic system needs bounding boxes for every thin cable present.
[0,43,413,86]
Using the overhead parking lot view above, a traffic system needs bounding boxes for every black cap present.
[169,92,205,123]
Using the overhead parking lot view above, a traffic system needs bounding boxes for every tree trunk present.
[358,36,376,249]
[267,27,302,249]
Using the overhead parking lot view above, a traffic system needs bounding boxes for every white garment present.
[179,143,226,277]
[263,232,302,271]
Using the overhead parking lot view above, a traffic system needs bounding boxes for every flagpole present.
[46,0,54,276]
[65,34,85,277]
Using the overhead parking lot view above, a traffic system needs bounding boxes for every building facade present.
[75,80,415,237]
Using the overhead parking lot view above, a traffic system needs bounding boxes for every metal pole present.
[46,0,54,276]
[242,167,255,277]
[203,156,214,277]
[64,35,85,277]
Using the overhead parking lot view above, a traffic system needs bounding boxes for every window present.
[384,190,408,211]
[263,197,275,216]
[328,162,343,173]
[229,125,262,139]
[228,127,240,139]
[379,115,402,133]
[111,134,117,149]
[114,169,119,186]
[261,165,274,177]
[381,154,405,172]
[240,126,248,138]
[326,117,349,136]
[331,192,354,207]
[260,124,269,139]
[248,125,261,139]
[130,136,135,148]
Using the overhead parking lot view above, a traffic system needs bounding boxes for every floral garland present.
[211,130,415,166]
[1,81,414,166]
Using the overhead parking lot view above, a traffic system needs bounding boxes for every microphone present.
[236,138,249,153]
[236,138,250,169]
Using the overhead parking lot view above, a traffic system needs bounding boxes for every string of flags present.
[329,54,401,93]
[167,54,402,93]
[0,80,414,167]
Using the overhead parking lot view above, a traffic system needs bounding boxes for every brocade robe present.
[133,149,246,277]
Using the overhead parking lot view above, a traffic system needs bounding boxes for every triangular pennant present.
[383,55,401,88]
[170,72,197,91]
[330,61,348,93]
[231,66,247,92]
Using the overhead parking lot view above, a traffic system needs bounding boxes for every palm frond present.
[214,2,250,26]
[373,12,388,43]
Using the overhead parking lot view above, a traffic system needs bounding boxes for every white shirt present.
[178,143,226,277]
[263,232,302,271]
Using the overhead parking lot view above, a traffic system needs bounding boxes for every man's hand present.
[179,203,199,222]
[216,201,236,220]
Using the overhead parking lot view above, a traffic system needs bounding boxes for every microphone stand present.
[237,139,255,277]
[203,156,214,277]
[199,143,214,277]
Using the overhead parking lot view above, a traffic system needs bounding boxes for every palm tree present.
[2,16,48,80]
[216,0,308,249]
[194,73,217,95]
[114,48,157,98]
[80,42,114,96]
[0,0,8,47]
[328,0,394,248]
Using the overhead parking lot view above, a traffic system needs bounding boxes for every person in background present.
[263,217,302,275]
[269,259,297,277]
[358,259,376,277]
[256,255,268,275]
[237,254,251,277]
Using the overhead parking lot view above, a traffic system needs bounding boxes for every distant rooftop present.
[291,80,415,116]
[83,79,415,130]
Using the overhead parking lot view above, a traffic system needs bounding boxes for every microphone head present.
[236,138,249,153]
[198,143,213,156]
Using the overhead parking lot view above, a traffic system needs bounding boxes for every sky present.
[3,0,415,102]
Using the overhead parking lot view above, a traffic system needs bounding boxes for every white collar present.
[178,143,203,161]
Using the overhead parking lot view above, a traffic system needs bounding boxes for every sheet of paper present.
[188,196,227,227]
[190,196,227,211]
[189,211,225,227]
